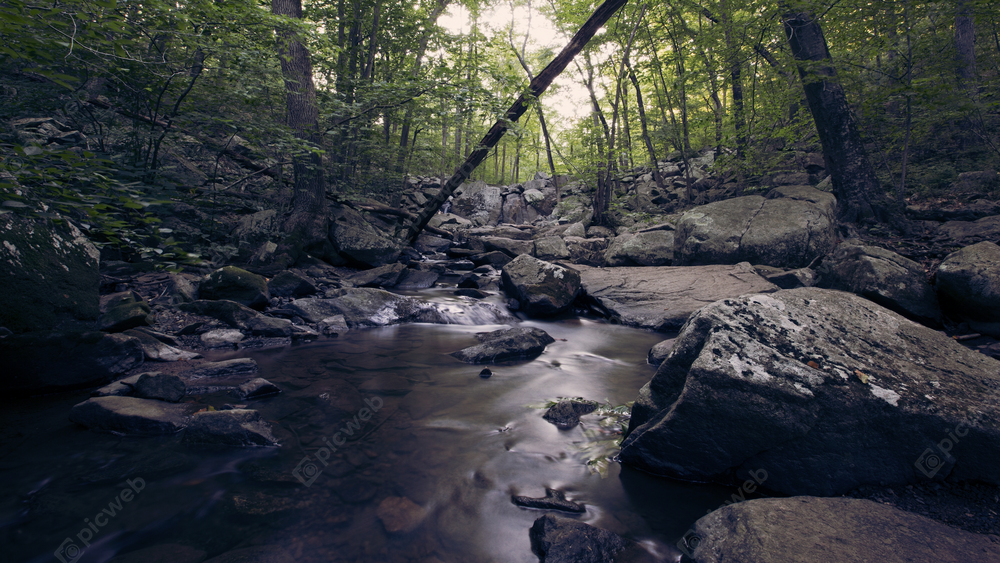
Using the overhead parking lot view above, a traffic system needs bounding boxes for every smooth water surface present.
[1,302,755,563]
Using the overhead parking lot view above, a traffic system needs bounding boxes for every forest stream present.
[0,290,768,563]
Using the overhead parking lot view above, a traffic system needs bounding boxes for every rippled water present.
[1,292,759,563]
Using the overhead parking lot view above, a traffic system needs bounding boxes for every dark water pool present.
[1,302,760,562]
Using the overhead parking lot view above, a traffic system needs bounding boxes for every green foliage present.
[527,397,634,478]
[0,143,199,267]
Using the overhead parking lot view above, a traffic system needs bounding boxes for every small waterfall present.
[412,297,516,326]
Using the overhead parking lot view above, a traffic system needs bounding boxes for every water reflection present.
[1,314,758,563]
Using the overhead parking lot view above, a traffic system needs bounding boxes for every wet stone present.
[543,400,598,429]
[512,488,585,513]
[238,377,281,400]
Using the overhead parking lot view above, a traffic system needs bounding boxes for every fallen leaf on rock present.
[854,370,869,384]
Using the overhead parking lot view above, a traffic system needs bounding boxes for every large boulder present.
[99,292,154,332]
[1,331,144,394]
[620,288,1000,496]
[529,515,648,563]
[534,236,570,261]
[450,327,555,364]
[817,239,941,326]
[604,230,674,267]
[575,263,778,331]
[451,180,503,226]
[936,215,1000,246]
[935,241,1000,335]
[70,396,192,435]
[329,206,401,267]
[501,255,581,317]
[685,497,1000,563]
[481,236,534,258]
[266,270,317,298]
[564,236,609,267]
[0,215,99,332]
[674,187,836,268]
[199,266,269,310]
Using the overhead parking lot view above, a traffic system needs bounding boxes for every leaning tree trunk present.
[781,4,905,228]
[272,0,328,250]
[395,0,630,245]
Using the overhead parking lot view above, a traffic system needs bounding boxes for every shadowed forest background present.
[1,0,998,267]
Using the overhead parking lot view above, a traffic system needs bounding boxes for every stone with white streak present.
[619,287,1000,496]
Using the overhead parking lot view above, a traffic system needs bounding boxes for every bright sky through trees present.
[438,3,592,125]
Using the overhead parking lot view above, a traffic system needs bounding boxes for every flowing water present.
[1,291,759,563]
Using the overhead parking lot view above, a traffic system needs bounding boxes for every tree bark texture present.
[955,0,977,87]
[272,0,328,245]
[625,58,665,193]
[781,5,902,227]
[396,0,630,245]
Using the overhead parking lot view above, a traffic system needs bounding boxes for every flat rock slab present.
[576,263,778,331]
[620,288,1000,496]
[70,396,193,435]
[688,497,1000,563]
[183,409,278,447]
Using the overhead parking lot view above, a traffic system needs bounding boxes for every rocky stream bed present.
[3,160,1000,562]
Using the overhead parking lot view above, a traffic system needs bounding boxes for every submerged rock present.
[620,288,1000,496]
[686,497,1000,563]
[183,358,258,379]
[376,496,427,533]
[450,327,556,364]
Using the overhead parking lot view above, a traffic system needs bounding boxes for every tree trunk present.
[781,5,904,228]
[396,0,450,173]
[625,58,665,193]
[955,0,977,88]
[396,0,629,245]
[272,0,328,250]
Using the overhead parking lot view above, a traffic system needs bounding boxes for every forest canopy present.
[1,0,998,261]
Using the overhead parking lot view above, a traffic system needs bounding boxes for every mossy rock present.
[199,266,269,310]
